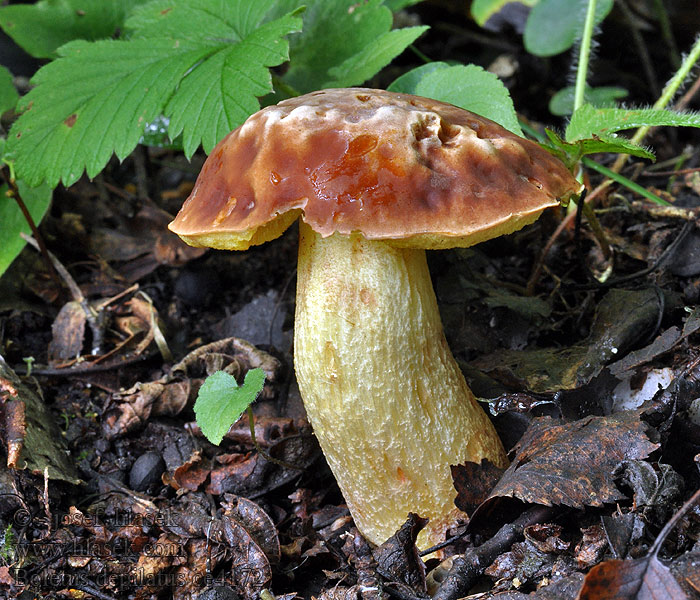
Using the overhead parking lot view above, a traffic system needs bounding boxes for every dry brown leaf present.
[576,556,687,600]
[222,494,281,565]
[477,411,659,513]
[48,300,87,364]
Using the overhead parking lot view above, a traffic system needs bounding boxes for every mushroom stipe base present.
[294,221,508,549]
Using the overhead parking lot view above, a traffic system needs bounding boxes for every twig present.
[21,234,105,355]
[565,218,695,291]
[433,506,553,600]
[1,170,62,292]
[246,406,305,471]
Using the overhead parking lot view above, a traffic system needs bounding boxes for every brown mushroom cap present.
[169,88,580,250]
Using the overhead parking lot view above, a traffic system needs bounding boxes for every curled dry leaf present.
[222,514,273,599]
[452,458,507,515]
[207,432,320,497]
[48,300,87,364]
[372,513,428,595]
[222,494,281,565]
[577,488,700,600]
[470,410,659,527]
[576,555,687,600]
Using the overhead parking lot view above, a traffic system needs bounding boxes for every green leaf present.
[471,0,536,27]
[411,64,522,135]
[163,8,306,156]
[0,181,53,279]
[567,104,700,141]
[382,0,425,10]
[0,0,150,59]
[194,369,266,446]
[326,26,428,88]
[549,85,628,116]
[544,128,654,169]
[0,66,18,115]
[7,1,303,187]
[524,0,613,57]
[387,61,450,93]
[7,38,211,187]
[282,0,424,92]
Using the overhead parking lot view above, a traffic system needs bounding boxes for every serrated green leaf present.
[411,64,522,135]
[0,181,53,279]
[326,26,428,88]
[126,0,280,42]
[524,0,613,57]
[577,137,655,160]
[7,38,211,187]
[567,104,700,141]
[0,0,150,59]
[470,0,536,27]
[549,85,628,116]
[165,8,304,156]
[281,0,423,93]
[194,369,266,446]
[0,66,18,115]
[7,1,303,187]
[543,127,654,169]
[387,61,450,94]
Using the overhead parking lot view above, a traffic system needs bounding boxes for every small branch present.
[433,506,553,600]
[2,171,61,292]
[21,234,105,355]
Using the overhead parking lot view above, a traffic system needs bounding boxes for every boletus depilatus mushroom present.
[169,88,580,549]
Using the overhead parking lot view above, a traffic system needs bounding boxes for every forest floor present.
[0,2,699,599]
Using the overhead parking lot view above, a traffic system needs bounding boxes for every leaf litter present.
[1,8,700,600]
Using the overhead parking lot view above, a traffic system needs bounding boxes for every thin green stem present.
[583,157,671,206]
[409,44,431,64]
[271,74,300,99]
[609,34,700,174]
[629,34,700,146]
[574,0,599,111]
[246,406,304,471]
[651,0,680,68]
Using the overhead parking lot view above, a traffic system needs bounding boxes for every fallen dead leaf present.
[576,555,687,600]
[469,410,659,530]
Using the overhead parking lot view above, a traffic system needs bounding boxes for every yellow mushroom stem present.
[294,221,508,549]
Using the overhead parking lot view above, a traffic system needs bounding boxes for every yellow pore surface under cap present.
[294,222,508,549]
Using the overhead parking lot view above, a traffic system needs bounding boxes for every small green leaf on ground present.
[6,0,303,187]
[0,0,150,59]
[0,66,18,115]
[395,63,522,135]
[194,369,266,446]
[524,0,613,57]
[567,104,700,141]
[0,180,53,279]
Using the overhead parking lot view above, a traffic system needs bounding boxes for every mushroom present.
[169,88,580,548]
